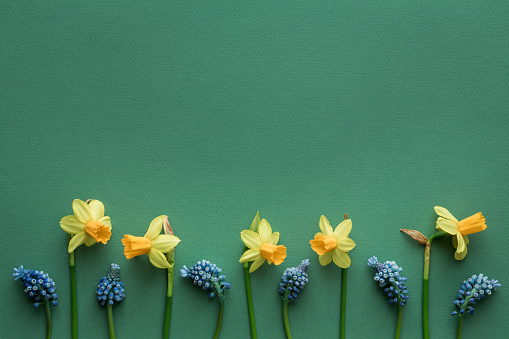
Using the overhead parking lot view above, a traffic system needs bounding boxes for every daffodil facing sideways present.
[60,199,112,253]
[434,206,486,260]
[239,219,287,273]
[122,215,181,269]
[310,215,356,268]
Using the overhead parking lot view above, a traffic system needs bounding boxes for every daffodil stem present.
[213,282,225,339]
[164,249,175,339]
[422,231,447,339]
[69,235,78,339]
[243,247,257,339]
[340,268,347,339]
[107,303,115,339]
[395,304,403,339]
[44,298,52,339]
[282,289,292,339]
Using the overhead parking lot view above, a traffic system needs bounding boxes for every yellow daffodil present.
[239,219,287,273]
[310,215,355,268]
[122,215,181,269]
[60,199,112,253]
[434,206,486,260]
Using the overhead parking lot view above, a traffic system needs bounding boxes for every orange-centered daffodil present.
[60,199,112,253]
[310,215,355,268]
[122,215,181,269]
[239,219,287,273]
[434,206,486,260]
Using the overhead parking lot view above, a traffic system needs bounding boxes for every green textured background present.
[1,1,508,338]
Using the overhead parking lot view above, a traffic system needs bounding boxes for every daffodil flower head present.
[278,259,310,302]
[122,215,181,269]
[96,264,125,307]
[13,265,58,308]
[367,256,409,307]
[450,273,500,316]
[180,260,231,299]
[239,219,287,273]
[435,206,487,260]
[60,199,112,253]
[310,215,356,268]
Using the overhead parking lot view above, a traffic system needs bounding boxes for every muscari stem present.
[69,235,78,339]
[213,282,225,339]
[164,249,175,339]
[107,303,115,339]
[44,298,52,339]
[282,289,292,339]
[422,231,447,339]
[243,246,257,339]
[395,304,403,339]
[340,268,347,339]
[457,314,464,339]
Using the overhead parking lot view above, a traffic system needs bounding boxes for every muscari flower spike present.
[96,263,125,307]
[367,256,409,307]
[13,265,58,308]
[180,260,231,298]
[451,273,500,316]
[278,259,310,302]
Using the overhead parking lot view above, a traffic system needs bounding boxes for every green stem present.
[395,304,403,339]
[213,282,225,339]
[243,248,257,339]
[164,249,175,339]
[422,231,447,339]
[69,235,78,339]
[107,303,115,339]
[282,289,292,339]
[457,314,464,339]
[340,268,347,339]
[44,298,52,339]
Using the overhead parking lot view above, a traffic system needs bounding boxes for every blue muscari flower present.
[96,263,125,307]
[367,256,409,307]
[13,265,58,307]
[450,273,500,316]
[278,259,310,302]
[180,260,231,298]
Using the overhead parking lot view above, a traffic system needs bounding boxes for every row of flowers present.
[14,199,499,339]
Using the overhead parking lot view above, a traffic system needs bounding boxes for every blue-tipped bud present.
[451,273,500,317]
[279,260,310,303]
[367,257,409,307]
[181,260,231,300]
[13,266,58,307]
[96,264,125,307]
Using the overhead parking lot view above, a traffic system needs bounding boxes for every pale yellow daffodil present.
[122,215,181,269]
[60,199,112,253]
[434,206,486,260]
[239,219,287,273]
[310,215,355,268]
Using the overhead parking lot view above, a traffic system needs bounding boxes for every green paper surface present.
[1,1,508,338]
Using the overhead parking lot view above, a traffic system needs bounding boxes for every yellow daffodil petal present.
[258,219,272,243]
[89,200,105,221]
[319,251,332,266]
[122,235,152,259]
[464,235,469,245]
[99,216,112,229]
[73,199,92,224]
[456,233,466,253]
[144,215,166,240]
[436,217,459,235]
[68,232,87,253]
[241,230,262,249]
[332,248,351,268]
[84,220,111,244]
[434,206,458,222]
[150,234,181,252]
[249,256,266,273]
[148,248,172,269]
[336,237,356,252]
[319,215,333,236]
[455,246,467,260]
[333,219,352,239]
[239,249,261,263]
[84,235,96,246]
[60,215,85,234]
[269,232,280,245]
